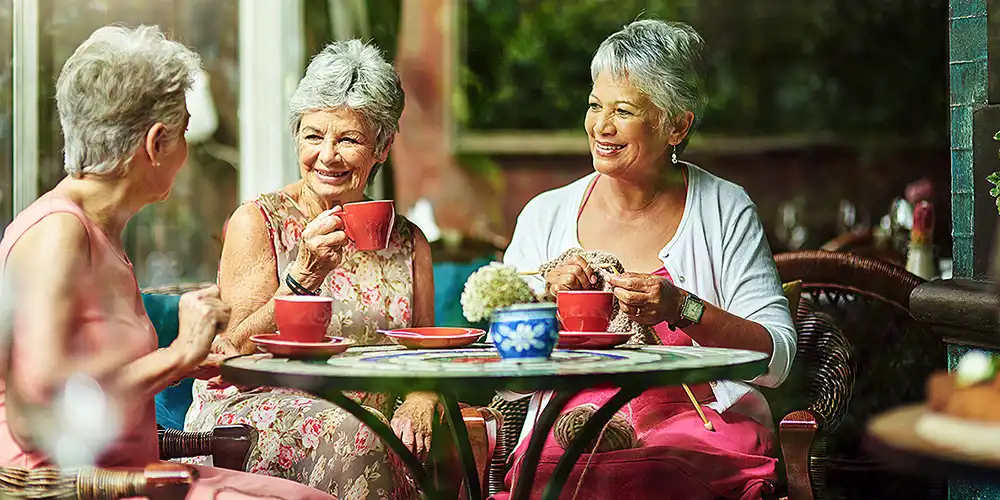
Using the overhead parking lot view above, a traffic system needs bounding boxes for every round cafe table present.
[222,344,768,500]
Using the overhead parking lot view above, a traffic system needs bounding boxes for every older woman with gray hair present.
[499,20,795,499]
[185,39,433,498]
[0,24,336,499]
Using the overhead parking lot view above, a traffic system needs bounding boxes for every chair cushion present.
[782,280,802,315]
[142,293,192,431]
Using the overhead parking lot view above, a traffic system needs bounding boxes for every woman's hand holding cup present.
[292,207,350,290]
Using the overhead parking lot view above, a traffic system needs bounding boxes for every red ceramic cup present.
[557,290,614,332]
[333,200,396,251]
[274,296,334,343]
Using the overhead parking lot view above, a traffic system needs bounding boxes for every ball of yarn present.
[553,404,637,453]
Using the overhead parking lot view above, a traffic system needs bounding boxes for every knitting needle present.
[519,263,619,276]
[682,383,715,431]
[613,264,711,432]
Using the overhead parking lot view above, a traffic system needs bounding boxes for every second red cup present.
[557,290,614,332]
[333,200,396,251]
[274,295,334,343]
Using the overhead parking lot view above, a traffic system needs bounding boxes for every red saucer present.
[382,327,485,349]
[557,331,631,349]
[250,334,354,359]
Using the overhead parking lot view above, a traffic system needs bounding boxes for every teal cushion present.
[433,258,492,329]
[142,293,192,431]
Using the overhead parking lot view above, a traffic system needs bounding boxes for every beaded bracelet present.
[285,273,319,296]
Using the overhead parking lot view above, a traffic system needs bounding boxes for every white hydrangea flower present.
[461,262,536,323]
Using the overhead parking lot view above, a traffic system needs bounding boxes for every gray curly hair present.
[288,39,404,159]
[591,19,708,154]
[56,24,202,177]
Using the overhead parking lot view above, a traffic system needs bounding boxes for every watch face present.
[681,297,705,322]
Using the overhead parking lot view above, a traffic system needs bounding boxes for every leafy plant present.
[460,0,947,140]
[992,130,1000,215]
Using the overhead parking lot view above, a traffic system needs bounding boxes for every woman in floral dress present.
[184,39,436,499]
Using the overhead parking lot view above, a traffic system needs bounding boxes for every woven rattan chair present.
[772,251,944,500]
[141,282,217,297]
[820,229,905,266]
[0,463,196,500]
[0,424,257,499]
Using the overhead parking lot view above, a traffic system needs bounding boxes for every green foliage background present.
[460,0,947,140]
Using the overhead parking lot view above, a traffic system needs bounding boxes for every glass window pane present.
[37,0,239,287]
[0,0,10,231]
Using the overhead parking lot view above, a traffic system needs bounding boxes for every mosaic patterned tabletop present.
[221,345,769,393]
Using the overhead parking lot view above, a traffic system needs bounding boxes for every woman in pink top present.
[0,24,334,499]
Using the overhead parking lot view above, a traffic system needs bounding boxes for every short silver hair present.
[56,25,202,177]
[591,20,708,152]
[288,39,404,156]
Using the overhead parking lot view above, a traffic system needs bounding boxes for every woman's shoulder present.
[687,163,755,211]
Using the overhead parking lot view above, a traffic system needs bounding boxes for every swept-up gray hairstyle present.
[591,19,708,154]
[56,25,202,177]
[288,39,404,158]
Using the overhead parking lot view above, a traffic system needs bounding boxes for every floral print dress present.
[185,192,417,499]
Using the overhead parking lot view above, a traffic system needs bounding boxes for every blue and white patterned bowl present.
[489,303,559,360]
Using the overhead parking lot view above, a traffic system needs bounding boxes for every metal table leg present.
[510,391,581,500]
[439,393,481,500]
[540,387,643,500]
[324,391,443,499]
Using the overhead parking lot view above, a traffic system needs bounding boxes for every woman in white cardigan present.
[497,20,796,500]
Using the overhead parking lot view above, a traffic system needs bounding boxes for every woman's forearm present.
[114,346,192,397]
[225,279,298,354]
[683,301,773,356]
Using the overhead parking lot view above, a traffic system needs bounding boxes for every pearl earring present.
[671,152,678,164]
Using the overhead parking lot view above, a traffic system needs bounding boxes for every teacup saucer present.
[250,334,354,359]
[557,331,631,349]
[381,327,485,349]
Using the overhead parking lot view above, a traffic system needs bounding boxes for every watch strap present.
[669,293,703,331]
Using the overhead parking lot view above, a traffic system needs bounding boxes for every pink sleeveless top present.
[0,194,159,468]
[577,174,694,347]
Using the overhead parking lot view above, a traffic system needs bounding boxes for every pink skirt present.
[495,387,777,500]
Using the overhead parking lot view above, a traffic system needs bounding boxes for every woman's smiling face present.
[585,72,692,180]
[296,107,388,205]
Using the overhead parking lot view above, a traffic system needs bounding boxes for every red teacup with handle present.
[557,290,614,332]
[333,200,396,251]
[274,296,333,343]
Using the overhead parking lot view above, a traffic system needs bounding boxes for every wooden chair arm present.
[429,405,504,500]
[0,463,195,500]
[780,410,821,500]
[158,425,258,471]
